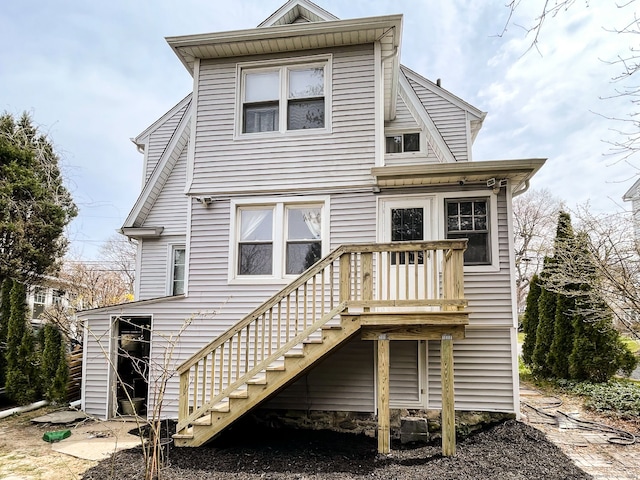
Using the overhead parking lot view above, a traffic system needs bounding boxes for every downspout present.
[513,179,530,197]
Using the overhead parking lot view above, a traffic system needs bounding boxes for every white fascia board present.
[167,15,403,74]
[133,94,192,145]
[122,103,192,229]
[400,65,486,122]
[258,0,339,27]
[398,73,455,164]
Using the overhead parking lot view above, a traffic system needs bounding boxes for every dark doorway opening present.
[116,316,151,416]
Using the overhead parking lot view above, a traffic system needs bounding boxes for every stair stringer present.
[174,315,361,447]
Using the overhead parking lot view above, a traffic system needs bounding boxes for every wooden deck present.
[173,241,468,456]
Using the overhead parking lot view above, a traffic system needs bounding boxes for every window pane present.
[474,216,487,230]
[464,232,490,264]
[386,136,402,153]
[460,216,473,230]
[459,202,472,215]
[239,243,273,275]
[245,71,279,102]
[474,201,487,215]
[286,242,321,274]
[403,133,420,152]
[447,202,458,216]
[289,68,324,98]
[244,103,278,133]
[288,208,321,240]
[240,209,273,241]
[447,216,459,231]
[391,208,423,242]
[288,99,324,130]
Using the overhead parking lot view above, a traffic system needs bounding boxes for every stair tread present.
[211,401,230,412]
[230,388,248,399]
[322,324,342,330]
[284,350,305,358]
[193,415,212,426]
[266,362,286,371]
[173,427,194,439]
[247,374,267,385]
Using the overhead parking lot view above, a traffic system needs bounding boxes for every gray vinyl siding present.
[465,192,514,327]
[407,78,469,162]
[82,317,112,418]
[266,337,374,412]
[390,340,420,406]
[145,103,189,182]
[190,45,376,194]
[427,328,515,412]
[137,235,186,300]
[143,145,188,235]
[384,94,439,167]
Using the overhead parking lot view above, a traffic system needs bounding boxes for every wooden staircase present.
[173,241,469,449]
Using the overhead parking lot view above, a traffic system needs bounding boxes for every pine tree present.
[521,273,541,366]
[532,257,556,375]
[4,281,39,404]
[567,232,638,381]
[0,112,77,283]
[547,212,576,378]
[0,278,12,385]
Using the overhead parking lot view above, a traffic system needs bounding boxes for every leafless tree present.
[502,1,640,160]
[99,234,137,295]
[513,188,562,310]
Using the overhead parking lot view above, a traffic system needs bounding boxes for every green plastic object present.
[43,429,71,443]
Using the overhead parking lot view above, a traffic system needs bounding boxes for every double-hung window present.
[240,57,329,135]
[233,200,326,281]
[445,198,491,265]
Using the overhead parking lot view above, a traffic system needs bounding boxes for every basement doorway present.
[115,316,151,417]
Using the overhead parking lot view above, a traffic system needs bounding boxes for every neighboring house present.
[623,178,640,242]
[78,0,545,455]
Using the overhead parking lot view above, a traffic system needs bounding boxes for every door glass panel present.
[391,208,424,264]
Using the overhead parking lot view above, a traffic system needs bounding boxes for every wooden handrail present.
[177,245,347,375]
[176,240,468,436]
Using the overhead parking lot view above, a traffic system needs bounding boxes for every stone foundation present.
[250,408,516,444]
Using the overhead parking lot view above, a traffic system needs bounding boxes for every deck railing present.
[176,240,467,432]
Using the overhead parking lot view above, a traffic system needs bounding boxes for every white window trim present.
[229,195,330,284]
[234,54,333,140]
[383,129,426,158]
[437,190,500,273]
[166,243,186,296]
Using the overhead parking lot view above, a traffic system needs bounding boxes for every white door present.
[378,196,436,306]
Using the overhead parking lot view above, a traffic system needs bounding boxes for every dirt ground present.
[1,394,639,480]
[0,407,97,480]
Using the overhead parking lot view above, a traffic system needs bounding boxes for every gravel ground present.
[81,419,591,479]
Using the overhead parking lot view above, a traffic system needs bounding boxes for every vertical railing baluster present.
[277,303,282,349]
[201,355,207,407]
[330,262,335,309]
[218,343,224,394]
[312,274,317,322]
[303,282,308,329]
[193,362,199,410]
[268,308,273,355]
[245,325,250,372]
[295,288,300,335]
[321,269,325,317]
[286,295,291,342]
[210,349,216,397]
[236,329,242,382]
[226,338,232,387]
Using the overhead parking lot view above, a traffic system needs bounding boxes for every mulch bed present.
[81,419,591,479]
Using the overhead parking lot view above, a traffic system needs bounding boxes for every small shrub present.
[568,380,640,419]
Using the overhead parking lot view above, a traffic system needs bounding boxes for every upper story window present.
[238,56,331,137]
[170,246,186,295]
[52,289,65,306]
[231,198,328,282]
[386,133,420,154]
[445,198,490,265]
[32,286,47,319]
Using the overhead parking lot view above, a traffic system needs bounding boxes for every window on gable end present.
[386,133,420,154]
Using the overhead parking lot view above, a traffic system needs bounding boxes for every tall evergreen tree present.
[547,212,576,378]
[41,323,68,403]
[532,257,556,375]
[4,281,39,403]
[521,273,541,366]
[0,112,77,283]
[0,278,12,385]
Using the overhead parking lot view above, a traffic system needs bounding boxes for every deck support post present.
[441,333,456,456]
[377,334,390,454]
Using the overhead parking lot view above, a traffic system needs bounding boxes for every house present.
[78,0,545,455]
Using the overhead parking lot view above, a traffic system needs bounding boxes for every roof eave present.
[371,158,547,192]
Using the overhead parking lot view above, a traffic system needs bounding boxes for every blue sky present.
[1,0,637,259]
